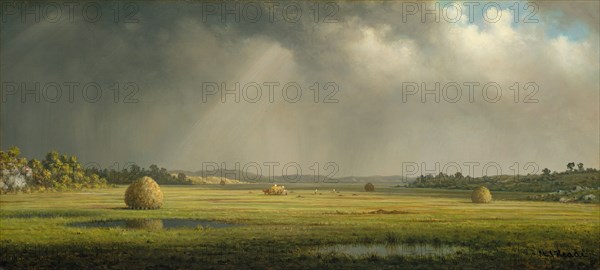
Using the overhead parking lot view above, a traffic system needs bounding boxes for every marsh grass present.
[0,209,99,219]
[384,232,400,245]
[0,185,598,269]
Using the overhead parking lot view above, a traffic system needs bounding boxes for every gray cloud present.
[1,1,598,176]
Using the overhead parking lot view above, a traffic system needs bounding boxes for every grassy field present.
[1,184,599,269]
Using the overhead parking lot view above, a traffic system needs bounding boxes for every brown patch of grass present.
[368,209,413,214]
[413,218,447,222]
[0,200,27,203]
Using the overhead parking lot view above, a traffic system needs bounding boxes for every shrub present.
[364,182,375,192]
[384,231,400,244]
[125,176,163,209]
[471,186,492,203]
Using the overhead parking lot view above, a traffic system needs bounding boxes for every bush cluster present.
[0,147,107,193]
[364,183,375,192]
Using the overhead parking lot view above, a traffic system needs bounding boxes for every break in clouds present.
[1,1,598,177]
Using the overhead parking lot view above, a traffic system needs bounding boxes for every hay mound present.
[125,176,163,209]
[471,186,492,203]
[262,184,288,195]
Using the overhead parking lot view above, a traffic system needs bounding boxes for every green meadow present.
[1,184,599,269]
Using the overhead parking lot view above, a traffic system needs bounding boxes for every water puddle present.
[315,243,465,258]
[69,219,238,230]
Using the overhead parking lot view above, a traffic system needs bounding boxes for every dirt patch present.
[88,204,114,209]
[413,218,448,223]
[0,200,27,204]
[368,209,413,214]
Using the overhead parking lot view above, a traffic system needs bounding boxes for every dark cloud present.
[1,1,598,176]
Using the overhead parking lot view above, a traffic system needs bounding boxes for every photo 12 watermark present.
[401,161,540,181]
[1,81,140,104]
[199,81,339,103]
[399,1,539,23]
[0,1,140,23]
[200,161,340,183]
[199,1,340,23]
[400,81,539,103]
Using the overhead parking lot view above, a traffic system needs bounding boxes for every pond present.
[314,243,466,258]
[68,219,238,230]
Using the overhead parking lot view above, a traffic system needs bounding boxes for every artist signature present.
[530,249,589,258]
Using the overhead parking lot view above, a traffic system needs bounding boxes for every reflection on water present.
[69,219,238,230]
[125,219,164,230]
[316,243,465,258]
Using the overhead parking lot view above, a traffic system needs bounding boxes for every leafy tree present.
[364,182,375,192]
[130,164,141,175]
[45,151,59,165]
[567,162,575,172]
[149,164,159,174]
[0,151,9,170]
[577,163,584,171]
[28,159,43,185]
[177,173,187,182]
[542,168,551,175]
[7,146,20,158]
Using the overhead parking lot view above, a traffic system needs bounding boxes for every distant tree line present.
[0,147,108,193]
[89,164,191,185]
[409,163,598,192]
[1,146,192,193]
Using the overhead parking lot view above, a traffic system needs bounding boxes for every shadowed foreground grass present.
[1,185,598,269]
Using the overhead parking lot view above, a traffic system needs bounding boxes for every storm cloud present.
[1,1,598,177]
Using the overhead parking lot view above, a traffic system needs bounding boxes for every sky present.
[1,1,599,177]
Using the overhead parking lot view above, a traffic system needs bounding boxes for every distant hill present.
[183,175,248,185]
[170,170,413,185]
[171,169,328,183]
[171,169,261,183]
[336,175,409,185]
